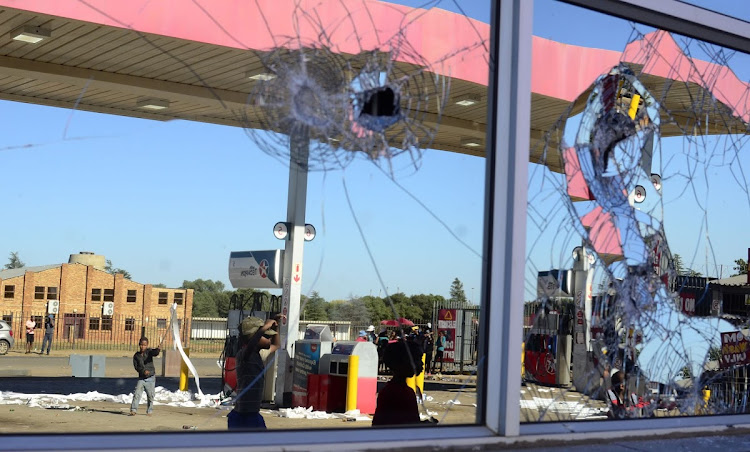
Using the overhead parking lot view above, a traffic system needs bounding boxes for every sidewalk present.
[0,352,223,378]
[4,347,220,359]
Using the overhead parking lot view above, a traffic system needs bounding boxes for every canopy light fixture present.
[246,69,276,81]
[454,93,482,106]
[136,98,170,110]
[460,137,483,148]
[11,25,51,44]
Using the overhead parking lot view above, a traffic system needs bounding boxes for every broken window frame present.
[5,0,750,450]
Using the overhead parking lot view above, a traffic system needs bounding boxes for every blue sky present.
[1,0,749,310]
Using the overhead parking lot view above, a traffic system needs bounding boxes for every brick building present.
[0,253,193,348]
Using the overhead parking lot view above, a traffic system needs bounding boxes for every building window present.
[32,316,43,327]
[157,318,167,329]
[101,315,112,331]
[127,290,137,303]
[47,287,58,300]
[91,288,101,301]
[125,318,135,331]
[3,285,14,299]
[34,286,45,300]
[158,292,168,304]
[103,289,114,302]
[174,292,184,305]
[89,317,100,331]
[2,314,12,324]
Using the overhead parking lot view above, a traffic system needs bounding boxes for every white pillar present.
[275,129,309,406]
[571,246,595,394]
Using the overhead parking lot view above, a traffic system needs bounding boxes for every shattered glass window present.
[524,0,750,422]
[0,0,490,434]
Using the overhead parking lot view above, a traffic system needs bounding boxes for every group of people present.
[355,324,447,376]
[221,315,434,430]
[129,317,442,428]
[24,314,55,355]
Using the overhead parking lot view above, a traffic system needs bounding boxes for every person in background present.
[377,328,389,374]
[372,341,424,426]
[356,330,368,342]
[432,330,446,374]
[130,337,161,416]
[24,316,35,354]
[40,314,54,355]
[228,315,282,430]
[423,329,434,376]
[366,325,377,343]
[607,370,628,418]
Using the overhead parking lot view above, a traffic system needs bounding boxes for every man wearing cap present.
[227,314,281,430]
[366,325,377,343]
[356,330,368,342]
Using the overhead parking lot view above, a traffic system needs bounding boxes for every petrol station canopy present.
[0,0,747,174]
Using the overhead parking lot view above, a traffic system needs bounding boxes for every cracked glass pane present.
[0,0,490,434]
[524,0,750,422]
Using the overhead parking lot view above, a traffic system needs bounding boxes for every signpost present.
[438,309,457,363]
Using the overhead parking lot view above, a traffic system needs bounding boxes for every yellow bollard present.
[406,374,416,393]
[628,94,641,119]
[415,354,425,395]
[701,387,711,414]
[521,342,525,378]
[179,348,190,391]
[346,355,359,412]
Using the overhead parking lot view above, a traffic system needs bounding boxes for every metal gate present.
[432,300,480,373]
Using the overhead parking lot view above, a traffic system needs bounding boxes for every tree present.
[708,346,722,362]
[732,258,748,276]
[182,279,230,317]
[385,292,423,321]
[105,259,132,280]
[328,297,371,325]
[410,293,446,322]
[361,295,391,323]
[301,291,328,321]
[673,254,684,275]
[153,283,167,288]
[4,251,24,269]
[673,254,702,276]
[449,277,468,305]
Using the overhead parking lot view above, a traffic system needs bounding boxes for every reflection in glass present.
[0,0,490,433]
[525,1,750,422]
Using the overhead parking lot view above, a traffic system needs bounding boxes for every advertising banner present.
[437,309,457,363]
[720,331,750,369]
[292,341,323,407]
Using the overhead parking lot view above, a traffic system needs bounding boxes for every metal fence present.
[0,311,225,354]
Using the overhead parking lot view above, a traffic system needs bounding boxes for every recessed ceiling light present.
[11,25,51,44]
[460,137,483,148]
[246,70,276,81]
[136,98,170,110]
[454,93,482,107]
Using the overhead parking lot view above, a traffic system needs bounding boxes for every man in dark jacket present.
[130,337,161,416]
[40,315,54,355]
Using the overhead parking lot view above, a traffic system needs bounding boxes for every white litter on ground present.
[0,387,221,409]
[273,406,371,421]
[519,396,608,420]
